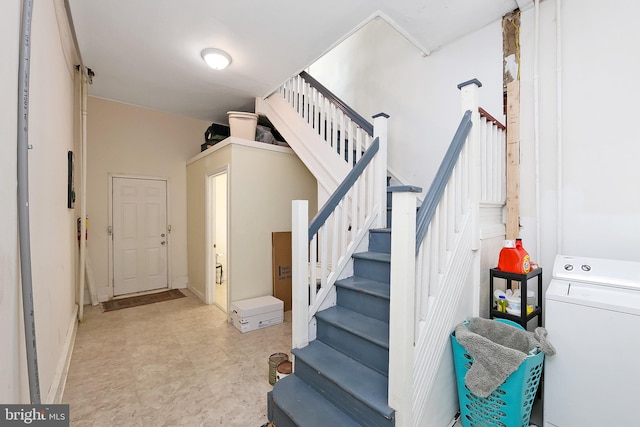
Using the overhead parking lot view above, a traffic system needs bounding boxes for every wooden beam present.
[503,10,521,239]
[505,80,520,239]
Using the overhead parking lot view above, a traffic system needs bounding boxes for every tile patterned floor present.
[62,289,544,426]
[62,289,292,426]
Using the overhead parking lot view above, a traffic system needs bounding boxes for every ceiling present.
[68,0,524,124]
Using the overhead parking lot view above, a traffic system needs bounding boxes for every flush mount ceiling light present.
[201,48,232,70]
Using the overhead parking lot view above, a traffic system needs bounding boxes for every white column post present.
[292,200,309,350]
[373,113,389,229]
[458,79,482,317]
[458,80,481,246]
[388,189,417,427]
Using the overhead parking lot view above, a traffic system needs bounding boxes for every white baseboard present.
[188,285,206,303]
[46,304,78,404]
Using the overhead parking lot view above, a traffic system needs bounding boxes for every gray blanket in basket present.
[454,317,555,398]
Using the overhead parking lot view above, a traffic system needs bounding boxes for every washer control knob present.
[564,264,574,271]
[581,264,591,272]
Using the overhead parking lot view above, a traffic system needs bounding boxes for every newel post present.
[457,79,482,248]
[373,113,389,229]
[388,186,420,427]
[458,79,482,317]
[292,200,309,350]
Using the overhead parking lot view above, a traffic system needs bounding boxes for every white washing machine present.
[544,255,640,426]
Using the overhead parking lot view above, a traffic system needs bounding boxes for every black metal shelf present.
[489,267,543,329]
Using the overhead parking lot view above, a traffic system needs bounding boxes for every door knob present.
[161,241,166,245]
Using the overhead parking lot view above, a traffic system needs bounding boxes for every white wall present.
[309,4,640,281]
[309,17,504,197]
[415,264,476,427]
[308,21,507,425]
[86,97,210,300]
[519,0,640,273]
[1,0,79,403]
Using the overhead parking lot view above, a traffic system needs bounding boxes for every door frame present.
[205,166,230,309]
[108,173,171,299]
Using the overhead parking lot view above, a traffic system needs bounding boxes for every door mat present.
[101,289,186,312]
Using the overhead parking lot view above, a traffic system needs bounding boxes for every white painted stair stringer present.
[411,213,476,425]
[256,94,351,195]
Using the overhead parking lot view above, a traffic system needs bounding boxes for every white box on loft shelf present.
[230,295,283,333]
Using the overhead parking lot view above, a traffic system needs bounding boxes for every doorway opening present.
[206,170,229,312]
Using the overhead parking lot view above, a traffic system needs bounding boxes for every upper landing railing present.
[279,72,374,166]
[284,72,389,349]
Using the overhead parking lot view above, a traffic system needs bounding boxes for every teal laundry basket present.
[451,319,544,427]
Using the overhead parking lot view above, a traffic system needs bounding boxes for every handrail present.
[479,107,506,130]
[308,137,379,240]
[415,110,473,253]
[299,71,374,136]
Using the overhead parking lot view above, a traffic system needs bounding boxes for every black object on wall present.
[67,150,75,209]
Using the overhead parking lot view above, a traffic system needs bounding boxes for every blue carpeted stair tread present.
[293,340,394,418]
[316,306,389,348]
[369,228,391,233]
[335,276,390,300]
[271,375,362,427]
[352,251,391,263]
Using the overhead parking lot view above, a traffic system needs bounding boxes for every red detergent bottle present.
[515,238,531,273]
[497,239,531,274]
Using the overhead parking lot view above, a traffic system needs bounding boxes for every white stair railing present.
[478,107,507,203]
[280,72,374,167]
[388,80,503,426]
[292,110,387,349]
[282,72,506,425]
[270,72,389,228]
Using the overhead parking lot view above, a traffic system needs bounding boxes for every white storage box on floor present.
[230,295,283,333]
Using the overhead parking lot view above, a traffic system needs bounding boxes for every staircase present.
[264,71,391,425]
[263,74,506,426]
[269,200,395,426]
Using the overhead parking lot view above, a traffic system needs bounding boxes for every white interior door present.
[113,177,168,296]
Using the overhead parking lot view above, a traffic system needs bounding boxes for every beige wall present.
[187,138,317,308]
[86,97,210,300]
[229,142,318,302]
[1,0,78,403]
[187,144,232,299]
[29,0,79,403]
